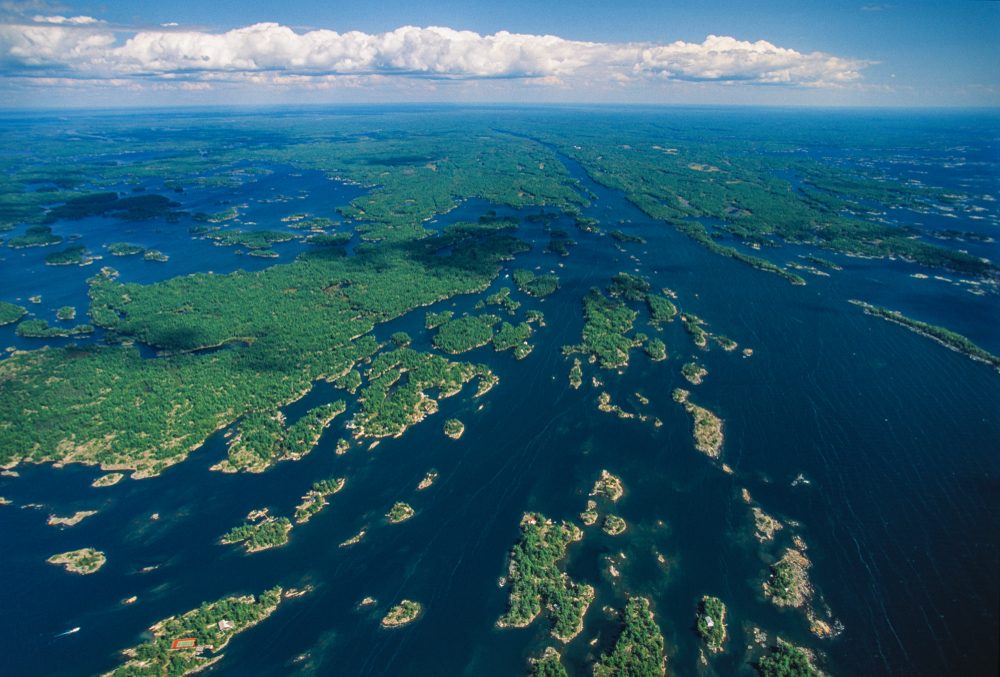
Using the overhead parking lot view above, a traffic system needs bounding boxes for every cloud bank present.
[0,17,869,90]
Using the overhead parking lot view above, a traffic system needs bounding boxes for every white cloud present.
[0,17,869,89]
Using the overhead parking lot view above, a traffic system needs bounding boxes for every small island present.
[602,514,627,536]
[380,600,422,628]
[444,418,465,439]
[645,337,667,361]
[529,646,568,676]
[590,469,624,502]
[497,512,594,642]
[417,470,438,490]
[221,514,292,553]
[339,528,366,547]
[681,362,708,385]
[513,269,559,297]
[294,476,345,524]
[143,249,169,262]
[764,548,813,608]
[386,501,415,524]
[8,225,62,249]
[757,639,823,677]
[107,242,146,257]
[107,587,284,676]
[92,473,124,487]
[568,358,583,389]
[850,299,1000,370]
[47,548,106,575]
[696,595,727,653]
[0,301,27,326]
[580,499,598,526]
[673,389,724,459]
[55,306,76,321]
[752,507,784,542]
[47,510,97,527]
[593,596,666,676]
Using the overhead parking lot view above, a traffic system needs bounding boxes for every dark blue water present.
[0,108,997,677]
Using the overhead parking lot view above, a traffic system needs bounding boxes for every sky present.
[0,0,997,108]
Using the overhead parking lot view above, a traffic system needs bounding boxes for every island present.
[47,548,106,575]
[45,245,93,266]
[143,249,169,262]
[0,301,27,326]
[593,596,666,676]
[764,548,813,608]
[580,499,599,526]
[681,362,708,385]
[107,242,146,257]
[106,586,284,676]
[646,293,677,324]
[339,528,366,547]
[850,300,1000,370]
[513,269,559,297]
[756,639,823,677]
[497,512,594,642]
[92,473,124,488]
[294,477,345,524]
[681,314,709,349]
[417,470,438,490]
[492,321,534,358]
[55,306,76,321]
[590,469,624,502]
[47,510,97,527]
[425,310,454,329]
[568,358,583,389]
[753,507,784,542]
[696,595,727,653]
[8,225,62,248]
[380,600,422,628]
[444,418,465,439]
[221,514,292,553]
[433,314,500,353]
[386,501,415,524]
[16,319,95,338]
[529,646,568,677]
[562,289,639,369]
[645,337,667,361]
[673,389,724,459]
[602,514,627,536]
[215,400,346,474]
[484,286,521,314]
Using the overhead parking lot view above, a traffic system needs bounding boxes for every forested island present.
[850,300,1000,369]
[497,512,594,642]
[47,548,106,574]
[107,586,284,676]
[593,596,666,676]
[381,600,422,628]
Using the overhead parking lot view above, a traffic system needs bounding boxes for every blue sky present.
[1,0,997,107]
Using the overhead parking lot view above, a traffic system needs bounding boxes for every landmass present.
[568,358,583,389]
[752,507,784,542]
[417,470,438,490]
[294,477,345,524]
[105,586,284,676]
[695,595,727,653]
[513,269,559,297]
[47,548,106,574]
[562,289,639,369]
[380,600,422,628]
[433,314,500,353]
[55,306,76,321]
[221,514,292,553]
[850,300,1000,370]
[339,528,366,547]
[497,512,594,642]
[593,596,666,676]
[92,473,124,487]
[673,389,724,459]
[580,500,599,526]
[682,362,708,385]
[444,418,465,439]
[386,501,415,524]
[47,510,97,527]
[602,515,627,536]
[590,470,624,502]
[764,548,813,608]
[756,639,823,677]
[529,646,568,677]
[0,301,27,326]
